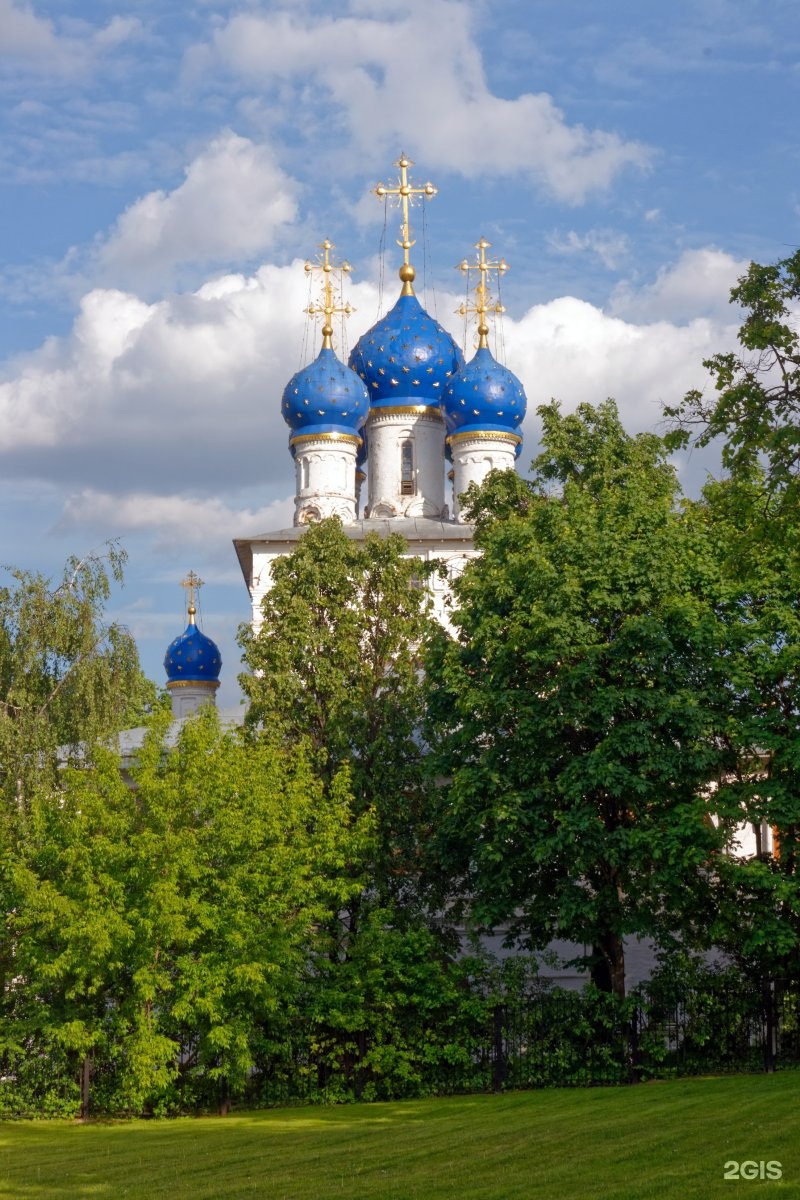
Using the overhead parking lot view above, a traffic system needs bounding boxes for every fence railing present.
[489,978,800,1090]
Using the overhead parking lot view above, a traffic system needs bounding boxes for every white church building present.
[155,157,769,989]
[233,157,525,632]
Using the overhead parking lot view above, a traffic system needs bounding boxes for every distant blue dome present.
[348,293,464,406]
[442,346,527,438]
[164,621,222,684]
[282,346,369,439]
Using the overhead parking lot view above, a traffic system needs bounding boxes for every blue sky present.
[1,0,798,703]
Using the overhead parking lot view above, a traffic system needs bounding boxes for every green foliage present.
[665,248,800,513]
[296,912,493,1102]
[0,543,155,810]
[2,707,370,1116]
[427,401,731,997]
[239,517,440,905]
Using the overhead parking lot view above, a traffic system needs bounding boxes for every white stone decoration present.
[292,433,361,524]
[365,407,448,520]
[449,432,520,520]
[167,681,219,718]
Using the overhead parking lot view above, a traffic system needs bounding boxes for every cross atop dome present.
[457,238,508,350]
[374,154,437,296]
[181,569,203,623]
[304,238,355,351]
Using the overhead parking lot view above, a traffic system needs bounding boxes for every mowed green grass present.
[1,1074,799,1200]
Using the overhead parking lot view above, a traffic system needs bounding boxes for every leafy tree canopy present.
[4,705,370,1115]
[665,248,800,517]
[239,517,440,906]
[0,542,155,812]
[427,401,731,997]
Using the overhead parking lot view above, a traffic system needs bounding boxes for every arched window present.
[400,439,415,495]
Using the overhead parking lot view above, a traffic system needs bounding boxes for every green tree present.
[427,401,731,999]
[691,473,800,983]
[0,544,155,1104]
[665,248,800,515]
[664,250,800,982]
[0,543,154,811]
[3,706,370,1116]
[239,517,439,908]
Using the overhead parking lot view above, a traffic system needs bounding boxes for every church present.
[163,155,528,703]
[234,155,526,633]
[154,157,775,995]
[155,156,660,991]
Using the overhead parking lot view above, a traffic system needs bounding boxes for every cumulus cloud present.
[0,264,320,493]
[186,1,651,203]
[0,0,141,76]
[59,490,295,552]
[94,132,299,292]
[547,228,630,270]
[504,296,739,443]
[0,248,741,524]
[610,248,747,324]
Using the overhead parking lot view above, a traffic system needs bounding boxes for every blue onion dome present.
[348,293,464,407]
[442,346,527,438]
[164,616,222,684]
[281,346,369,440]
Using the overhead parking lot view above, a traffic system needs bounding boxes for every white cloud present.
[95,132,299,291]
[504,296,739,462]
[0,0,71,61]
[0,248,741,512]
[187,1,651,203]
[59,490,295,552]
[547,228,630,269]
[0,261,361,495]
[609,248,747,323]
[0,0,141,76]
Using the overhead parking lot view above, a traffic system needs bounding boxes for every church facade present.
[233,157,526,629]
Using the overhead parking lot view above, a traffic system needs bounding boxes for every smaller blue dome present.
[164,621,222,684]
[348,293,464,406]
[282,346,369,439]
[442,346,527,438]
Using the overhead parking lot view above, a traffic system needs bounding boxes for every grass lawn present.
[1,1073,799,1200]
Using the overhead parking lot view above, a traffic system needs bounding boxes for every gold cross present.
[374,154,437,295]
[456,237,508,349]
[304,239,354,350]
[181,570,204,622]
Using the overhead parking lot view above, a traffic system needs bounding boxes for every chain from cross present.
[457,237,509,349]
[304,239,354,350]
[181,570,204,619]
[374,155,437,293]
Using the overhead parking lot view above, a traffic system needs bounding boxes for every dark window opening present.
[401,439,415,495]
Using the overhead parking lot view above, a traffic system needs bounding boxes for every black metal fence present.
[490,978,800,1090]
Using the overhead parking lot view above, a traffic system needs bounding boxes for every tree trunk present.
[79,1056,92,1121]
[592,934,626,1000]
[608,936,626,1002]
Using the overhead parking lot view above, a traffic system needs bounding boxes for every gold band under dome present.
[166,679,221,691]
[447,430,521,446]
[289,432,363,448]
[371,404,442,420]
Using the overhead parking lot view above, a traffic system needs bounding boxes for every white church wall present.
[366,407,448,519]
